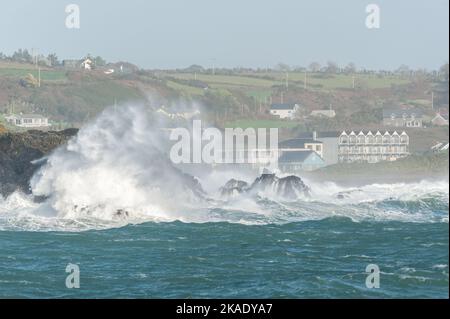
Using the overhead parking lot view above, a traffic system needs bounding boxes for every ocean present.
[0,182,448,298]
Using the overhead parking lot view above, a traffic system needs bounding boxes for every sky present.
[1,0,448,70]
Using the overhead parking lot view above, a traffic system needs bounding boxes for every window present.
[316,145,322,151]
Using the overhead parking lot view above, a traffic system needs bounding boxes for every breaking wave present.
[0,105,448,232]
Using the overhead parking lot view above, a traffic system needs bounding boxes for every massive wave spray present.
[30,104,206,222]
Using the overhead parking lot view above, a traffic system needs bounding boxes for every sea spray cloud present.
[30,104,206,221]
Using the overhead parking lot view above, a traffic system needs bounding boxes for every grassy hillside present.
[304,151,449,185]
[0,62,153,126]
[0,61,448,154]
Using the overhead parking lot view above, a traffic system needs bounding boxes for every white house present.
[81,58,93,70]
[270,103,300,119]
[5,114,50,128]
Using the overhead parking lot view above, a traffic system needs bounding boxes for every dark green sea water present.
[0,217,448,298]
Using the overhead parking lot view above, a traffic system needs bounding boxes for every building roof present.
[382,107,423,119]
[340,130,408,136]
[279,138,322,149]
[20,114,46,119]
[270,103,298,110]
[279,150,317,163]
[432,113,449,121]
[6,114,46,119]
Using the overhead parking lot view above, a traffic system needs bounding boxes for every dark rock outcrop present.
[219,179,249,197]
[249,174,310,199]
[220,173,310,200]
[0,129,78,197]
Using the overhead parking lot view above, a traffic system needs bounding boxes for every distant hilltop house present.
[5,114,50,128]
[310,109,336,118]
[431,108,449,126]
[81,58,94,70]
[382,107,423,128]
[270,103,300,119]
[338,130,409,163]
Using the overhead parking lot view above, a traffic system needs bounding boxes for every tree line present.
[0,49,107,68]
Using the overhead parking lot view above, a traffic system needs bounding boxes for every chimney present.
[313,131,317,141]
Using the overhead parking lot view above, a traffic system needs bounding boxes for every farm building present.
[270,103,300,119]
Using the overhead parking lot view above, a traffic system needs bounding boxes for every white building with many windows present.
[338,130,409,163]
[5,114,50,128]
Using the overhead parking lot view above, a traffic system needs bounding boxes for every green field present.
[246,72,410,89]
[225,119,300,129]
[0,67,67,81]
[164,72,411,97]
[171,73,277,88]
[166,80,206,96]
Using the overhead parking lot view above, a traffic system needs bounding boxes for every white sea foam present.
[0,105,448,232]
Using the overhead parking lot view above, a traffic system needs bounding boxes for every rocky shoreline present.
[0,129,78,197]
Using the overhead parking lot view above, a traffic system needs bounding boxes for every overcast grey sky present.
[1,0,448,70]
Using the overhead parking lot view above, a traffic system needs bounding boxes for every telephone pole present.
[31,48,38,68]
[431,91,434,110]
[286,72,289,90]
[304,71,307,90]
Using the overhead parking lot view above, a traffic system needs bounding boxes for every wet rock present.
[219,179,249,197]
[0,129,78,197]
[221,173,310,200]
